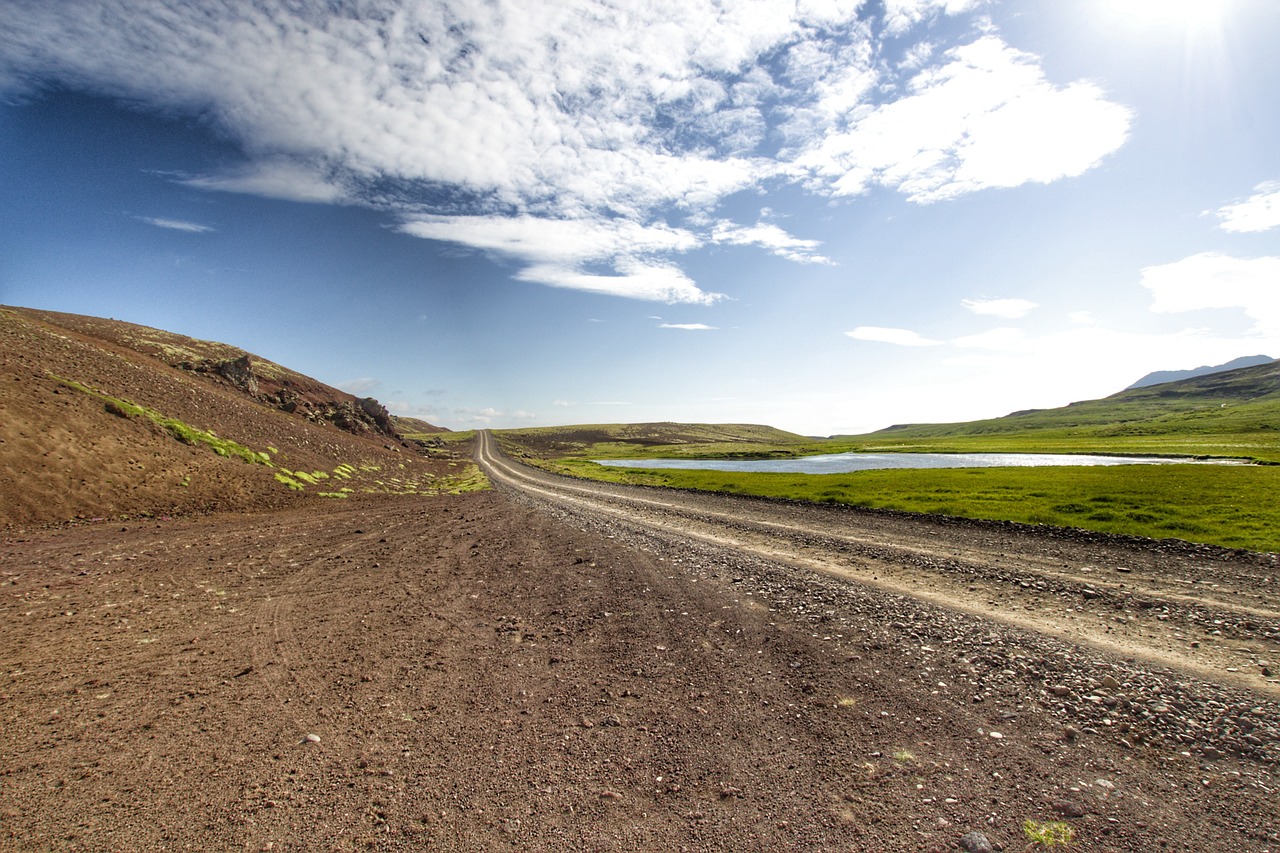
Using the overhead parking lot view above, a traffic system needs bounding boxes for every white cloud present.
[710,220,832,264]
[516,260,721,305]
[961,297,1037,318]
[2,2,1128,300]
[1214,181,1280,233]
[179,160,348,205]
[1141,252,1280,337]
[952,326,1025,349]
[338,377,382,395]
[553,399,574,407]
[658,322,717,330]
[136,216,215,233]
[884,0,983,35]
[846,326,944,346]
[795,36,1131,202]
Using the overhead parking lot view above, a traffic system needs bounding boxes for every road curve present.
[475,430,1280,697]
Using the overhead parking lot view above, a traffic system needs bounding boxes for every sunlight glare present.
[1110,0,1230,30]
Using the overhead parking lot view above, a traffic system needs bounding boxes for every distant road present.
[475,430,1279,698]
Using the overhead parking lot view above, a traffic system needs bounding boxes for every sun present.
[1110,0,1231,30]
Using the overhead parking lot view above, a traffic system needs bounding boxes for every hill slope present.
[0,306,471,529]
[871,358,1280,436]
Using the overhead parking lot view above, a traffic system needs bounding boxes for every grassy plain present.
[544,458,1280,552]
[493,363,1280,552]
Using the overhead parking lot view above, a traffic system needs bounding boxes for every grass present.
[1023,819,1075,847]
[494,364,1280,553]
[522,456,1280,553]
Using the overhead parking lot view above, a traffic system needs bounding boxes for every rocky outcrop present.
[176,356,399,440]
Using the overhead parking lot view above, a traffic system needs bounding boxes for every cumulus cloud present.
[961,297,1037,318]
[1214,181,1280,233]
[135,216,215,233]
[846,326,944,346]
[1141,252,1280,337]
[794,37,1131,202]
[2,1,1129,300]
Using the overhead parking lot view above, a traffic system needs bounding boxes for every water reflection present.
[595,452,1239,474]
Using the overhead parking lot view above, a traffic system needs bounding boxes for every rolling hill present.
[0,305,473,529]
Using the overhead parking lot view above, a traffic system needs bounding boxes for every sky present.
[2,0,1279,436]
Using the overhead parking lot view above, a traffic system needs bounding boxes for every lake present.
[595,452,1238,474]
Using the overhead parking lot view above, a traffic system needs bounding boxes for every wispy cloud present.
[846,326,944,346]
[1213,181,1280,233]
[337,377,382,396]
[3,1,1128,301]
[658,322,717,330]
[135,216,215,233]
[180,160,348,205]
[961,297,1038,319]
[711,220,831,264]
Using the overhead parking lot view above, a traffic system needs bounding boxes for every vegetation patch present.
[54,376,269,466]
[527,457,1280,552]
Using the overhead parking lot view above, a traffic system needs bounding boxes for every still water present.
[595,452,1235,474]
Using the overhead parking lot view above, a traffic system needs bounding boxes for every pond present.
[594,452,1239,474]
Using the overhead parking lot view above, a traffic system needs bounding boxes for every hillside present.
[0,306,475,529]
[494,422,814,460]
[854,357,1280,457]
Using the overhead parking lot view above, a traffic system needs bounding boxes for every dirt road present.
[1,436,1277,851]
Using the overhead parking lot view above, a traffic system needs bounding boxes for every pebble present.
[302,733,321,744]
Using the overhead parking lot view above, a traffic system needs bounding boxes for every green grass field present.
[542,458,1280,552]
[492,363,1280,553]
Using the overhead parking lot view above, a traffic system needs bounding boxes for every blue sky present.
[2,0,1278,435]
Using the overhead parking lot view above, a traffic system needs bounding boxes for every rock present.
[301,733,321,744]
[959,830,995,853]
[1100,675,1121,690]
[1052,800,1088,818]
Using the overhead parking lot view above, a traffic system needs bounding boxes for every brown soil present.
[3,443,1278,851]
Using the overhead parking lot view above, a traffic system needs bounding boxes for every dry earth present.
[2,434,1278,851]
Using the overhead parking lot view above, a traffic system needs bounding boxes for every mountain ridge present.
[1125,355,1275,390]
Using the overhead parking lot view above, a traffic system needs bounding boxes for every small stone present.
[1100,675,1120,690]
[600,790,623,800]
[959,830,995,853]
[302,733,321,744]
[1053,800,1088,818]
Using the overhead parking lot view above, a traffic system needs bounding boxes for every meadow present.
[492,362,1280,553]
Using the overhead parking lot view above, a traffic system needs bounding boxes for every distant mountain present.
[1126,355,1274,390]
[860,357,1280,440]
